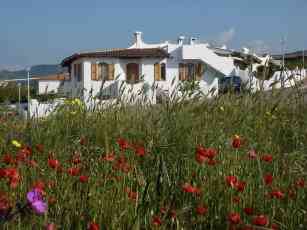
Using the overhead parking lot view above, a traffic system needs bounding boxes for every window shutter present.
[91,63,97,80]
[154,63,161,81]
[78,64,83,82]
[179,63,186,81]
[97,64,102,80]
[108,64,115,80]
[196,63,204,80]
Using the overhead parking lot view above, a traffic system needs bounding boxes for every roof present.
[35,73,70,81]
[272,50,307,60]
[61,48,170,67]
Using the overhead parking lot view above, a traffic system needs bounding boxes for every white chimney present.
[134,31,143,48]
[178,36,185,46]
[189,37,197,45]
[242,47,250,54]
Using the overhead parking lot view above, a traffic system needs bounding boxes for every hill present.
[0,64,67,81]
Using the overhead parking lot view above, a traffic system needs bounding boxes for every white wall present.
[29,99,64,118]
[38,81,61,94]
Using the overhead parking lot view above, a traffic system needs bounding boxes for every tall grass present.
[0,87,306,229]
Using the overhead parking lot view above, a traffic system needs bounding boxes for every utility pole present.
[27,68,30,119]
[18,83,21,110]
[281,37,286,88]
[303,49,305,78]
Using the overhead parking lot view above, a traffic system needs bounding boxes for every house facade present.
[37,73,70,95]
[61,32,248,104]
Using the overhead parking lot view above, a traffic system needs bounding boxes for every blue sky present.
[1,0,306,70]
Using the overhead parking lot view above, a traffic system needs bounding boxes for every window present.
[161,63,166,81]
[91,63,115,81]
[101,63,108,80]
[187,63,195,81]
[126,63,139,83]
[74,63,83,82]
[154,63,166,81]
[179,63,204,81]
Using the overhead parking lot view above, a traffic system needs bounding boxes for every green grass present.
[0,89,306,230]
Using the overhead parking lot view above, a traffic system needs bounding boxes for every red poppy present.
[2,154,15,165]
[252,215,268,226]
[247,149,257,159]
[79,175,89,183]
[264,174,273,185]
[117,138,130,151]
[206,148,218,159]
[182,183,201,195]
[195,146,218,164]
[152,216,162,226]
[35,144,44,153]
[32,180,45,193]
[261,154,273,163]
[102,152,116,162]
[88,222,100,230]
[270,189,285,199]
[2,168,21,188]
[0,192,11,217]
[295,178,305,188]
[196,204,208,215]
[235,181,246,192]
[195,153,206,164]
[232,135,241,148]
[243,207,254,215]
[134,145,146,157]
[48,158,60,170]
[125,187,138,202]
[228,212,241,225]
[226,176,238,188]
[206,159,219,166]
[67,167,80,176]
[112,155,131,173]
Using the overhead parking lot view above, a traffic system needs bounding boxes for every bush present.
[0,82,36,103]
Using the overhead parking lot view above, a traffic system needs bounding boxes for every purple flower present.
[27,189,42,203]
[26,189,47,215]
[31,200,47,215]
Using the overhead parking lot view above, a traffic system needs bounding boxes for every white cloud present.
[217,28,236,45]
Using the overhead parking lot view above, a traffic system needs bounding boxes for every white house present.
[60,32,260,104]
[37,73,70,95]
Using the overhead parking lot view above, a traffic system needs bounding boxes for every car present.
[219,76,242,94]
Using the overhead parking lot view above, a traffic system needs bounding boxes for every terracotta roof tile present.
[61,48,169,67]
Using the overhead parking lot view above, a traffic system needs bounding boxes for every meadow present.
[0,88,306,229]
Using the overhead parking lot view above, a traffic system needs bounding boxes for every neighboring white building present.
[37,73,70,95]
[61,32,248,104]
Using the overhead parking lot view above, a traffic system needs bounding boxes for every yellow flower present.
[12,140,22,148]
[219,106,224,111]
